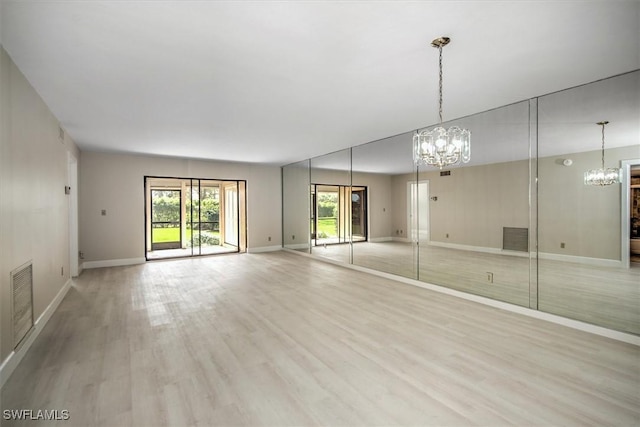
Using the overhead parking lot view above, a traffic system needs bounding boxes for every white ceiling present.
[1,1,639,167]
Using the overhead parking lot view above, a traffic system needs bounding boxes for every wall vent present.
[440,170,451,176]
[11,261,34,350]
[503,227,528,252]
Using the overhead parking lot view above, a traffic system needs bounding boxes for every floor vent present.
[11,261,34,350]
[503,227,528,252]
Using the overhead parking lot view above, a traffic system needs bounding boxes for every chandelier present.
[584,121,621,186]
[413,36,470,169]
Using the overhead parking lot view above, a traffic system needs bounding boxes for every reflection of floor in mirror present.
[310,241,640,336]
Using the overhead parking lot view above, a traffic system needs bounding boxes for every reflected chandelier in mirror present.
[584,120,622,186]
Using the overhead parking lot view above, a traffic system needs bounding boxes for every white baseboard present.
[82,257,146,269]
[283,243,310,250]
[391,237,411,243]
[0,278,72,389]
[429,240,529,257]
[283,249,639,346]
[369,237,393,243]
[428,241,622,266]
[247,245,282,253]
[537,252,622,268]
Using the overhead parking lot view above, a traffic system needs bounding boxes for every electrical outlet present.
[292,235,295,240]
[486,272,493,283]
[61,266,64,276]
[446,233,449,238]
[560,242,565,248]
[268,236,271,241]
[101,209,107,216]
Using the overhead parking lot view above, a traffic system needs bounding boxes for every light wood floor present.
[2,251,639,426]
[310,241,640,335]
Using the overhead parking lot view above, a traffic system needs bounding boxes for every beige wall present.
[422,160,530,248]
[391,161,530,248]
[282,162,310,247]
[78,152,281,263]
[352,171,393,240]
[389,145,640,260]
[0,46,79,364]
[539,145,640,260]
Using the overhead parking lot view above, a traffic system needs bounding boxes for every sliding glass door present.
[150,189,182,250]
[145,176,246,260]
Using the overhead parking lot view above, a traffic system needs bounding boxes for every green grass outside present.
[152,228,220,244]
[316,217,337,238]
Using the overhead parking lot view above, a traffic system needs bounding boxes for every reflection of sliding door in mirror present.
[351,186,367,242]
[145,176,246,260]
[312,184,367,246]
[310,149,352,263]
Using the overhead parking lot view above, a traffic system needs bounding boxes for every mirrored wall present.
[282,70,640,335]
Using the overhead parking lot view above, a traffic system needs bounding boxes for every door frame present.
[407,180,430,244]
[67,151,79,276]
[144,176,247,260]
[621,158,640,268]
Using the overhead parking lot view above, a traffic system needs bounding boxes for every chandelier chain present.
[600,122,606,169]
[438,44,443,124]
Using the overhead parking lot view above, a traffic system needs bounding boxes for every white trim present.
[82,257,146,269]
[67,152,79,277]
[391,237,411,243]
[247,245,282,253]
[283,243,310,250]
[537,251,622,267]
[428,241,529,258]
[283,249,640,346]
[429,240,622,267]
[369,237,393,243]
[621,159,640,269]
[0,279,72,389]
